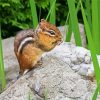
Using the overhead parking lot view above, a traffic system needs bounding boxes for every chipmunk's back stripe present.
[18,37,33,54]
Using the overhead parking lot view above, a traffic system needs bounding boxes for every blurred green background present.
[0,0,85,39]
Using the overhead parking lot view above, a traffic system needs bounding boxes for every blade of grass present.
[80,0,100,89]
[50,0,56,25]
[98,0,100,53]
[66,18,72,42]
[44,89,48,100]
[29,0,38,28]
[66,0,81,42]
[92,0,100,54]
[0,25,6,90]
[64,12,72,42]
[28,92,31,100]
[67,0,82,46]
[46,0,56,21]
[86,0,92,31]
[76,0,81,13]
[92,82,100,100]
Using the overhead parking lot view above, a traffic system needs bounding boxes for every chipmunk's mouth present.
[52,40,63,45]
[57,40,63,45]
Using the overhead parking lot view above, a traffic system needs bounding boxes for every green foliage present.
[0,0,70,38]
[35,0,50,9]
[0,0,32,38]
[0,0,90,39]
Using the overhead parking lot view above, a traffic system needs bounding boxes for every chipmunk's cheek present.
[51,40,57,45]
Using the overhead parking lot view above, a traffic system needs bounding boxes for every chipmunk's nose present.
[57,38,63,45]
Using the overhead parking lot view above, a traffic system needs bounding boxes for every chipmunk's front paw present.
[37,58,43,66]
[37,60,43,65]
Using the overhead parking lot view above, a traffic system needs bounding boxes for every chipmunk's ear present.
[41,19,45,22]
[39,19,45,26]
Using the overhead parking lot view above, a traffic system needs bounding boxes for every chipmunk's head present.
[35,19,62,51]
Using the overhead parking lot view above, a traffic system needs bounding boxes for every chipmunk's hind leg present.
[23,69,30,75]
[16,68,24,79]
[17,68,29,79]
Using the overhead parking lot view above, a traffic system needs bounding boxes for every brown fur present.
[14,19,62,75]
[18,43,43,74]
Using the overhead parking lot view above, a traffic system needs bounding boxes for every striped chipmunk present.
[14,19,62,75]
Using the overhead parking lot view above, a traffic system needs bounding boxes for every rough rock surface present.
[0,37,98,100]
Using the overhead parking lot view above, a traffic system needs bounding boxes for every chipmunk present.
[14,19,62,75]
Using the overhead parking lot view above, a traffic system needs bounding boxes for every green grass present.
[29,0,38,28]
[46,0,56,21]
[0,25,6,91]
[92,0,100,54]
[67,0,82,46]
[66,0,80,42]
[28,92,31,100]
[86,0,92,31]
[50,0,56,25]
[92,82,100,100]
[80,0,100,99]
[44,89,48,100]
[66,18,72,42]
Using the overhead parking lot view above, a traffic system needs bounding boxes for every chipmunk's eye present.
[48,30,55,35]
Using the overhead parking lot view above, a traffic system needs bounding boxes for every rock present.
[78,64,89,76]
[72,65,80,72]
[70,54,78,65]
[0,52,90,100]
[85,55,91,64]
[0,37,98,100]
[87,64,94,77]
[2,37,19,82]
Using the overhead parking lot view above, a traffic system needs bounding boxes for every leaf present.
[0,3,10,7]
[35,0,50,9]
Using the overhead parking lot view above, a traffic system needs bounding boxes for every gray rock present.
[0,37,97,100]
[0,52,89,100]
[72,65,80,72]
[85,55,91,64]
[78,64,89,76]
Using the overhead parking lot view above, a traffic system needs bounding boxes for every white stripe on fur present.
[18,37,33,53]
